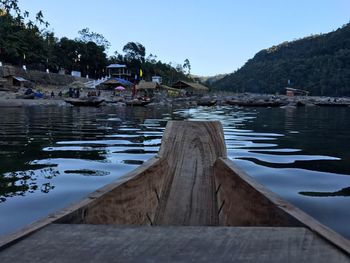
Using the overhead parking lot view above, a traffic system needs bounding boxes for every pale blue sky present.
[19,0,350,76]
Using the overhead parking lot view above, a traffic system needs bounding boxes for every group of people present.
[50,91,62,98]
[68,88,80,98]
[87,90,100,97]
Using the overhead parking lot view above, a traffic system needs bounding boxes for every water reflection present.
[0,107,165,206]
[0,168,59,202]
[300,187,350,197]
[0,105,350,239]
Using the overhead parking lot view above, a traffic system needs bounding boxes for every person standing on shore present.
[69,88,73,98]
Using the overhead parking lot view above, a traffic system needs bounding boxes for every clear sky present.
[18,0,350,76]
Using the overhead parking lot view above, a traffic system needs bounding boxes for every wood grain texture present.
[214,157,350,255]
[214,158,303,227]
[154,121,226,225]
[56,157,168,225]
[0,157,165,249]
[0,224,348,263]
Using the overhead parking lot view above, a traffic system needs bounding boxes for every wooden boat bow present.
[0,120,349,261]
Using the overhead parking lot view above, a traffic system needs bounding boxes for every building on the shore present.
[107,64,132,81]
[0,78,8,89]
[172,80,209,95]
[136,80,160,97]
[160,85,182,97]
[71,71,81,78]
[286,87,309,96]
[4,75,28,88]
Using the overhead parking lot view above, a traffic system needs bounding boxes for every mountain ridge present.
[212,22,350,96]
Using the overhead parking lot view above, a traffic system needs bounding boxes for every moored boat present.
[197,99,217,106]
[125,97,152,106]
[0,121,349,262]
[65,97,105,107]
[16,94,35,99]
[315,102,350,107]
[226,99,284,107]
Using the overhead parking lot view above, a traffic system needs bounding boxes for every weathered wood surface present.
[215,158,306,227]
[0,224,348,263]
[0,157,164,248]
[214,157,350,254]
[57,157,167,225]
[154,121,226,225]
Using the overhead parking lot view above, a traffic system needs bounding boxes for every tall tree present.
[0,0,50,68]
[183,58,191,75]
[77,28,110,50]
[123,42,146,63]
[122,42,146,75]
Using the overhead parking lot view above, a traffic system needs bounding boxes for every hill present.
[212,23,350,96]
[193,74,228,85]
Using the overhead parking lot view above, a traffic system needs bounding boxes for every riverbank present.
[1,88,350,108]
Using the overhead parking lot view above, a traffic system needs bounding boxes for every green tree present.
[183,58,191,75]
[0,0,50,68]
[123,42,146,63]
[77,27,110,50]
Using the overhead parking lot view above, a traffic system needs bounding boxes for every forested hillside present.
[213,23,350,96]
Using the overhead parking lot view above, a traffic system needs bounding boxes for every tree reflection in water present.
[0,168,59,202]
[299,187,350,197]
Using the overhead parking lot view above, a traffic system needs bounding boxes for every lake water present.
[0,105,350,239]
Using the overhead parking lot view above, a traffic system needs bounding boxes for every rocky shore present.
[1,88,350,108]
[217,93,350,107]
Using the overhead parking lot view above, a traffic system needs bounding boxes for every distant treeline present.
[0,0,191,84]
[212,22,350,96]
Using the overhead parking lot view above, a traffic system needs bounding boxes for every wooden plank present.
[57,157,168,225]
[154,121,226,225]
[214,157,350,255]
[214,158,303,227]
[0,224,348,263]
[0,157,164,249]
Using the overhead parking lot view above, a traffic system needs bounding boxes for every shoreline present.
[1,90,350,108]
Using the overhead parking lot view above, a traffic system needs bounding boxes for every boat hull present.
[65,98,104,107]
[0,121,349,258]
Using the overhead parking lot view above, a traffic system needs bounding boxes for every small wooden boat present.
[16,94,35,99]
[0,121,349,262]
[197,99,217,106]
[226,100,284,107]
[65,97,105,107]
[125,98,152,106]
[315,102,350,107]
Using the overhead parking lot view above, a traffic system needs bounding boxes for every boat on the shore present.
[65,97,105,107]
[0,121,349,262]
[16,94,35,99]
[226,99,284,107]
[125,98,152,106]
[197,99,217,106]
[315,102,350,107]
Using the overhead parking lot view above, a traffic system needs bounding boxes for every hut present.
[172,80,209,95]
[136,80,159,97]
[5,75,28,88]
[160,85,181,97]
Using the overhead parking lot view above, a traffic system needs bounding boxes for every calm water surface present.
[0,105,350,239]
